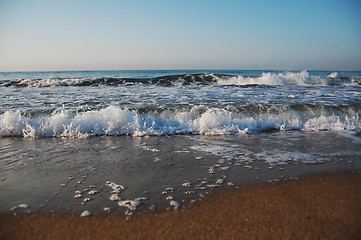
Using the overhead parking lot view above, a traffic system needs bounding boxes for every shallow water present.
[1,131,360,215]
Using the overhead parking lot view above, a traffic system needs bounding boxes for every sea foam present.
[0,105,360,138]
[216,71,328,86]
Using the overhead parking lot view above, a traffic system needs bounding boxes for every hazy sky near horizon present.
[0,0,360,71]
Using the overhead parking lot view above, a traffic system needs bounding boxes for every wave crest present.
[2,71,360,87]
[217,70,328,86]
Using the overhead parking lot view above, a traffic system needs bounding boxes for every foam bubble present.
[10,204,29,211]
[169,200,180,210]
[109,194,121,201]
[106,181,125,193]
[80,210,91,217]
[118,200,141,210]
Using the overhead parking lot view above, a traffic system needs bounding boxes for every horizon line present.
[1,68,361,73]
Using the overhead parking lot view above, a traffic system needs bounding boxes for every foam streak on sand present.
[1,173,360,240]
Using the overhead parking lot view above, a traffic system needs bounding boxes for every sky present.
[0,0,360,71]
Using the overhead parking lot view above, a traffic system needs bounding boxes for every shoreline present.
[1,172,361,240]
[2,132,360,216]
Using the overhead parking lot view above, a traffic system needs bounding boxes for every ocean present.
[1,70,361,215]
[1,70,361,137]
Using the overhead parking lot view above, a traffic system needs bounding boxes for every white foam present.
[169,200,180,210]
[109,194,121,201]
[10,77,96,87]
[182,182,191,187]
[118,200,141,210]
[216,179,224,184]
[192,142,253,165]
[328,72,338,78]
[88,190,98,195]
[10,204,29,211]
[256,151,324,166]
[106,181,125,194]
[74,193,82,199]
[80,210,91,217]
[134,197,147,201]
[216,71,327,86]
[0,105,359,138]
[303,115,358,131]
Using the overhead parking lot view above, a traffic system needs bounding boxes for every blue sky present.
[0,0,360,71]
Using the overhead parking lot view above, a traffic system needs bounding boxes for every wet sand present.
[1,172,360,240]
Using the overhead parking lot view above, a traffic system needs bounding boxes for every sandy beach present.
[1,172,360,240]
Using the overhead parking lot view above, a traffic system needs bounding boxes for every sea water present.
[0,70,361,215]
[1,70,360,137]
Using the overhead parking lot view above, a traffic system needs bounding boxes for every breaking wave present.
[1,105,360,138]
[2,71,360,87]
[216,71,361,86]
